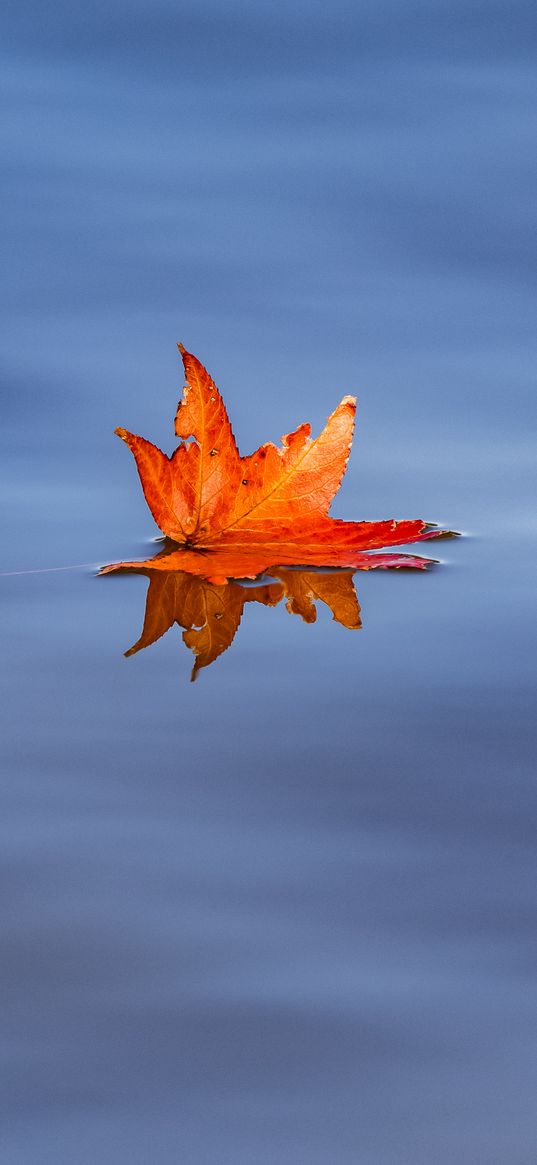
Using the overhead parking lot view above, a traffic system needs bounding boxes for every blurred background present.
[1,2,536,1162]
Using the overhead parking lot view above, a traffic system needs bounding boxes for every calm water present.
[2,1,537,1161]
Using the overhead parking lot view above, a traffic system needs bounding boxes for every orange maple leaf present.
[104,346,450,582]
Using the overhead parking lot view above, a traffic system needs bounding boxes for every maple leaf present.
[105,345,452,581]
[117,566,365,679]
[115,345,355,547]
[100,537,435,586]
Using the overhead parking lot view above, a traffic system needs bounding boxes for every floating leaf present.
[105,346,451,582]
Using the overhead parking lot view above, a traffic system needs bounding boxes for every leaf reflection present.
[119,566,363,681]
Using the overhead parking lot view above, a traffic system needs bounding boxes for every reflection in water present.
[104,538,441,679]
[124,567,362,680]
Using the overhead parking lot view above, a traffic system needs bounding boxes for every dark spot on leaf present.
[242,478,248,485]
[210,448,218,457]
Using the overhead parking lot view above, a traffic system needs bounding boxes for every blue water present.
[1,2,536,1161]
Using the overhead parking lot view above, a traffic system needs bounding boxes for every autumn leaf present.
[118,566,365,679]
[115,345,355,547]
[105,345,451,582]
[100,537,435,586]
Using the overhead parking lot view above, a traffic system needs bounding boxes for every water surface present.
[1,1,536,1161]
